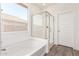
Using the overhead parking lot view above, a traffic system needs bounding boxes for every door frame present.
[49,15,55,48]
[57,10,75,48]
[45,12,55,49]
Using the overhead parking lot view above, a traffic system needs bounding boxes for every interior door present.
[58,11,74,48]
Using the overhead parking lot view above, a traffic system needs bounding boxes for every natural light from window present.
[1,3,27,21]
[1,3,28,32]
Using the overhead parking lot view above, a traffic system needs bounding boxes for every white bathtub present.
[1,31,48,56]
[1,38,48,56]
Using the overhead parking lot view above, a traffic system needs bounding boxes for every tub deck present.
[1,38,48,56]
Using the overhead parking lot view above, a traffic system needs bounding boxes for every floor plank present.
[46,45,79,56]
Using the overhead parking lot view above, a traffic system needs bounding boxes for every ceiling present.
[31,3,79,10]
[32,3,56,10]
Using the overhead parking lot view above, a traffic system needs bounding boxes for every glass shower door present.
[31,12,54,50]
[32,14,46,39]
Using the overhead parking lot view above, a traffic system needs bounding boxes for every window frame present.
[1,3,29,32]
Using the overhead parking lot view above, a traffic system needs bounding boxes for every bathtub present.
[1,37,48,56]
[1,31,48,56]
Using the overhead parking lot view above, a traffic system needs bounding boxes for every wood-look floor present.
[46,45,79,56]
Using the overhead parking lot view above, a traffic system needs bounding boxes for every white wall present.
[75,8,79,50]
[23,3,41,15]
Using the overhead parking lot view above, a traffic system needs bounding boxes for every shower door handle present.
[46,26,49,28]
[58,30,60,32]
[1,48,7,56]
[1,48,6,51]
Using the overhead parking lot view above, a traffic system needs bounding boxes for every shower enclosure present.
[31,11,54,49]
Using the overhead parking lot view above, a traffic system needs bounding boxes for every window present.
[1,3,28,32]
